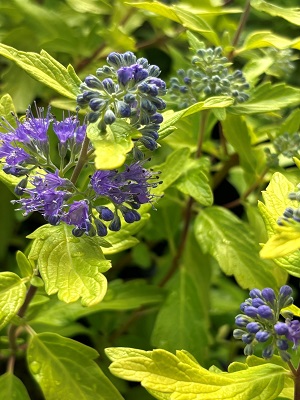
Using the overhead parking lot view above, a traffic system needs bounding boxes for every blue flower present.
[62,200,92,234]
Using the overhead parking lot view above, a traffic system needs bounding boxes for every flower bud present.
[256,331,270,342]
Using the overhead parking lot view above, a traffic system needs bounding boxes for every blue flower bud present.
[3,165,30,177]
[252,298,265,308]
[109,214,121,231]
[134,68,148,82]
[240,300,252,312]
[274,322,289,336]
[151,113,163,124]
[72,227,85,237]
[244,344,254,356]
[244,306,258,318]
[233,329,246,339]
[249,289,262,299]
[120,207,141,223]
[89,98,107,112]
[276,339,289,351]
[148,65,160,77]
[96,206,114,221]
[255,331,270,342]
[246,322,261,333]
[87,112,100,123]
[103,78,116,94]
[84,75,103,89]
[104,110,116,125]
[139,137,158,151]
[124,93,136,104]
[280,285,293,297]
[117,101,131,118]
[117,66,134,86]
[242,333,254,344]
[261,288,276,304]
[14,177,28,196]
[82,91,100,102]
[257,305,273,320]
[262,344,274,359]
[123,51,136,65]
[47,215,61,226]
[94,219,108,237]
[107,52,124,68]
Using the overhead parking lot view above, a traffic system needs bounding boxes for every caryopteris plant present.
[0,0,300,399]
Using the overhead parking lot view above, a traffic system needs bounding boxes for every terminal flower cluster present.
[265,132,300,168]
[0,104,161,237]
[168,46,249,109]
[77,51,167,153]
[233,285,300,361]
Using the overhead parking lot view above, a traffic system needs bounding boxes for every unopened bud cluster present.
[277,181,300,227]
[233,286,300,361]
[264,48,296,79]
[265,132,300,168]
[77,51,167,153]
[168,46,249,109]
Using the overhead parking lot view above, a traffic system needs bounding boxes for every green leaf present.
[160,96,233,140]
[0,44,81,99]
[0,94,17,129]
[260,225,300,259]
[153,147,191,195]
[87,120,141,170]
[27,333,124,400]
[251,0,300,25]
[106,347,287,400]
[222,114,265,183]
[231,83,300,114]
[0,373,31,400]
[152,233,211,365]
[194,206,283,289]
[258,172,300,275]
[27,224,111,306]
[175,159,213,205]
[127,2,220,45]
[0,272,27,330]
[16,251,34,278]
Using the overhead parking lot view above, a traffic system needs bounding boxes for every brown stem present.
[228,0,251,60]
[289,361,300,400]
[222,167,268,209]
[70,135,90,185]
[7,284,38,373]
[159,111,209,287]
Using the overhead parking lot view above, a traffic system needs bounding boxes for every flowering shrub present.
[0,1,300,400]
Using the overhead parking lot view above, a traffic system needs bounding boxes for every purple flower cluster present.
[77,51,167,154]
[12,162,160,237]
[0,105,86,177]
[233,285,300,361]
[1,104,161,237]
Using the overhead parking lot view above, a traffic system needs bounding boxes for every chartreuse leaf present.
[283,303,300,318]
[29,279,165,328]
[27,224,111,306]
[160,96,233,140]
[258,172,300,274]
[0,373,30,400]
[231,82,300,114]
[87,120,141,170]
[104,213,149,255]
[16,251,34,278]
[0,44,81,99]
[0,93,16,129]
[152,233,211,365]
[106,347,287,400]
[127,2,220,45]
[0,272,28,330]
[194,206,285,289]
[27,333,124,400]
[251,0,300,25]
[238,31,300,52]
[175,158,213,206]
